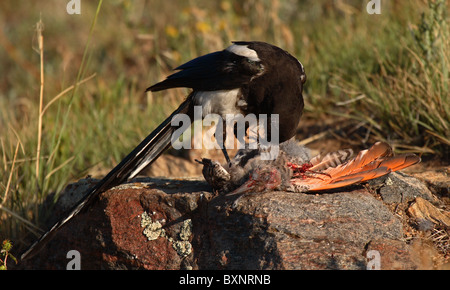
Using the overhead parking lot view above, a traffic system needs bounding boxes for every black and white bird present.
[21,41,307,260]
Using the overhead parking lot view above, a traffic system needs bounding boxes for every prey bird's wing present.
[292,142,420,191]
[21,95,194,260]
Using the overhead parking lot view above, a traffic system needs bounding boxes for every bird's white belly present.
[193,89,243,117]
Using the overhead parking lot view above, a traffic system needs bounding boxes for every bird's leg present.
[219,119,232,165]
[222,147,231,165]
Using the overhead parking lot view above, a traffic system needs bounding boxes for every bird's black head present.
[229,41,306,85]
[147,41,306,92]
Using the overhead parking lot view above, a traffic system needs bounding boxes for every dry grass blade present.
[430,227,450,257]
[41,73,97,116]
[0,204,43,235]
[44,156,75,181]
[298,131,329,146]
[1,142,20,206]
[35,18,44,182]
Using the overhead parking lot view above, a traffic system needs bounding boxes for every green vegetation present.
[1,240,17,269]
[0,0,448,254]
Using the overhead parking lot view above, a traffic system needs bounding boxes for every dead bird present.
[197,140,420,195]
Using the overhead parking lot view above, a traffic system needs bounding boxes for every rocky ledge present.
[21,171,449,270]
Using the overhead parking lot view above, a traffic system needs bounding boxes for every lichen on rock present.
[179,219,193,241]
[140,212,193,257]
[140,211,165,241]
[172,219,193,257]
[172,240,192,257]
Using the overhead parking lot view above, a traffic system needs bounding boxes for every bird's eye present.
[247,59,264,72]
[300,73,306,84]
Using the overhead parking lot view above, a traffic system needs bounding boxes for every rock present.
[365,239,418,270]
[21,178,213,270]
[411,167,449,199]
[22,173,440,270]
[408,197,450,227]
[198,189,405,269]
[45,178,97,226]
[368,172,438,204]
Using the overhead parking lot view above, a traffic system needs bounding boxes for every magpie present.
[20,41,306,260]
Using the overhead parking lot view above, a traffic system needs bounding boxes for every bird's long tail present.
[292,142,420,191]
[21,95,193,260]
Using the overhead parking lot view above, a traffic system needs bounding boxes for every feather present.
[295,143,420,192]
[21,95,194,261]
[203,141,420,195]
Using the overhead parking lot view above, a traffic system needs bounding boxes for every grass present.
[0,0,448,256]
[326,0,449,154]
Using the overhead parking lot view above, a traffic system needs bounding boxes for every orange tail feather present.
[293,142,420,192]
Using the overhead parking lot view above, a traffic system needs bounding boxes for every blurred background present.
[0,0,448,255]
